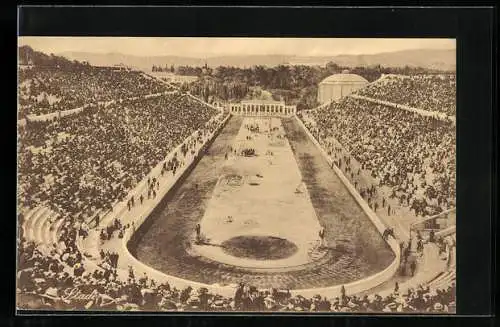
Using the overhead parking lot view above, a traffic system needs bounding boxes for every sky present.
[18,37,455,58]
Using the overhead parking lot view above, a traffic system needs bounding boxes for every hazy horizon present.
[18,37,456,58]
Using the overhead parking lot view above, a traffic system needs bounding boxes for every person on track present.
[319,227,326,248]
[195,223,201,243]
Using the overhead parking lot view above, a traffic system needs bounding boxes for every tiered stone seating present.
[40,213,61,246]
[20,205,63,248]
[49,217,65,245]
[24,206,50,243]
[21,207,38,240]
[18,65,172,117]
[428,269,456,290]
[38,210,56,245]
[37,212,51,245]
[35,210,52,244]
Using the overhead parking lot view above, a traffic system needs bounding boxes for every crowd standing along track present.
[128,115,395,291]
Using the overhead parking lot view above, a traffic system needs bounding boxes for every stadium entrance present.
[227,99,297,117]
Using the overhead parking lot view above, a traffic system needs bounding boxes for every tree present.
[326,61,341,74]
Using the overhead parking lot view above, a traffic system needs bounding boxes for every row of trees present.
[181,62,450,110]
[180,76,250,103]
[152,65,175,73]
[152,64,212,77]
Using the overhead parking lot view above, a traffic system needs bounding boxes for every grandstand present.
[17,48,456,313]
[355,74,456,117]
[18,63,175,119]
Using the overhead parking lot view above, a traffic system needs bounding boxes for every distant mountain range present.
[328,49,455,71]
[58,48,455,71]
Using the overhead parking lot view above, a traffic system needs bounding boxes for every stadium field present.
[129,116,394,289]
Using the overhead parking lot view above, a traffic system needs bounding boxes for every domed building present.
[317,70,369,104]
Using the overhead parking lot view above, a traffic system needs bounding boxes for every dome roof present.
[320,73,369,84]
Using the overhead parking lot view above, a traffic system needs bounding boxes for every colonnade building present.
[227,99,297,117]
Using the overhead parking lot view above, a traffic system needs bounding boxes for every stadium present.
[17,43,456,313]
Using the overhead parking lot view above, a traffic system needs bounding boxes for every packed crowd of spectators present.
[18,66,172,117]
[300,96,455,216]
[17,101,456,312]
[16,83,237,312]
[17,237,455,312]
[356,75,456,116]
[18,93,219,223]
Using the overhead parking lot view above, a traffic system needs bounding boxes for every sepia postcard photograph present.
[16,36,457,313]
